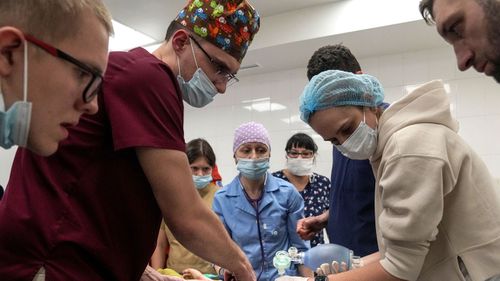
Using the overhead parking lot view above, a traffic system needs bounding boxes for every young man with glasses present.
[0,0,260,281]
[0,0,112,156]
[154,21,249,108]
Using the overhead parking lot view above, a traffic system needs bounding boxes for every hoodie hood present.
[372,80,459,162]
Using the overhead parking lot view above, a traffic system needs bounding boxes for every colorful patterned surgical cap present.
[174,0,260,63]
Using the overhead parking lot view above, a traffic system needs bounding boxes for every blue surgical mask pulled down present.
[176,38,218,108]
[335,110,377,160]
[192,174,212,189]
[237,157,270,180]
[0,41,32,149]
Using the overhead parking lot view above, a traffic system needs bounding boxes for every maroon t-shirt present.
[0,48,185,280]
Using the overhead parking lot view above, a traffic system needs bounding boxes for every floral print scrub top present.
[272,171,331,247]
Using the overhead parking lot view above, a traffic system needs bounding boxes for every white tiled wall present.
[1,46,499,188]
[0,148,15,188]
[184,46,500,184]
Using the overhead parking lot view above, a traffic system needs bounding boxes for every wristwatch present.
[314,276,327,281]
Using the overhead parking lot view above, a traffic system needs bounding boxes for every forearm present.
[150,249,166,270]
[361,252,380,266]
[321,261,404,281]
[137,148,253,279]
[150,230,168,269]
[317,210,329,226]
[169,204,249,274]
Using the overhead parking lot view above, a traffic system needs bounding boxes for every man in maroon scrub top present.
[0,1,260,280]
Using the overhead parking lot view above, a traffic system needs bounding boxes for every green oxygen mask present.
[273,250,292,276]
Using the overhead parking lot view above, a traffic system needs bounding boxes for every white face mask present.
[0,42,32,149]
[176,38,218,108]
[286,157,314,176]
[335,110,377,160]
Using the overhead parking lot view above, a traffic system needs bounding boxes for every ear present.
[170,29,191,57]
[0,27,25,76]
[368,106,379,116]
[372,106,384,119]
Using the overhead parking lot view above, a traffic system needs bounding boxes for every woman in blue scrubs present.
[212,122,311,281]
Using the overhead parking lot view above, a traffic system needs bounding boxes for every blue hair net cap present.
[299,70,385,123]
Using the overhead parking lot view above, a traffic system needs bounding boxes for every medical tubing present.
[242,187,265,281]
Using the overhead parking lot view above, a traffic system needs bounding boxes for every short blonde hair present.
[0,0,113,42]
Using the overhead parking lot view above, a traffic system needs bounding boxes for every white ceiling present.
[103,0,344,39]
[102,0,449,77]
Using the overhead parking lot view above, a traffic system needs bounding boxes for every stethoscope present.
[240,175,267,281]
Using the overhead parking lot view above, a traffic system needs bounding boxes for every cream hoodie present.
[371,80,500,281]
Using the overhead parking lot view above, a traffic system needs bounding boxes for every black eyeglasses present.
[189,35,239,86]
[24,34,103,103]
[287,150,314,159]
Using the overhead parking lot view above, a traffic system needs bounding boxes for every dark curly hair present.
[306,44,362,80]
[420,0,494,25]
[419,0,436,24]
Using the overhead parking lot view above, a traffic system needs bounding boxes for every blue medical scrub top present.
[212,173,309,281]
[327,148,379,257]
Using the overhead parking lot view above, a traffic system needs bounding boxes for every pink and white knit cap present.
[233,122,271,153]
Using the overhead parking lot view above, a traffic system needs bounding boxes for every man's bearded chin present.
[492,70,500,83]
[488,28,500,83]
[484,0,500,82]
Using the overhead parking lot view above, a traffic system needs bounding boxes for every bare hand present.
[296,216,325,240]
[182,268,211,280]
[228,263,256,281]
[224,270,235,281]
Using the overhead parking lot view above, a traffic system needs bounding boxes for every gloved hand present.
[315,261,348,276]
[274,276,309,281]
[315,257,364,276]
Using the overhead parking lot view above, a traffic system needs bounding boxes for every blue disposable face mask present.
[236,157,270,180]
[192,174,212,189]
[177,38,218,108]
[0,42,32,149]
[335,110,377,160]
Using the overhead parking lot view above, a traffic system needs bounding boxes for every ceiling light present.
[243,101,287,112]
[281,114,302,124]
[241,97,270,104]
